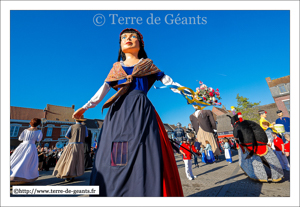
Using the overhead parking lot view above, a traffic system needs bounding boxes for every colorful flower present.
[209,92,214,97]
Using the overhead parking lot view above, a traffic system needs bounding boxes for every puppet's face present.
[277,112,283,117]
[260,113,267,118]
[120,32,140,54]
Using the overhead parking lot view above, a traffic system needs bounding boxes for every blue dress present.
[200,148,207,163]
[205,144,215,163]
[224,142,232,163]
[89,65,168,196]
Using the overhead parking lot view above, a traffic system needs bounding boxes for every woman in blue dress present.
[72,28,183,197]
[200,145,207,164]
[223,138,233,163]
[205,140,215,163]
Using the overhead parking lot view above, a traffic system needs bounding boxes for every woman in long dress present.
[10,118,43,184]
[72,28,183,197]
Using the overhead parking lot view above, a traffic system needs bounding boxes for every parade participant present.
[200,145,207,163]
[180,138,198,180]
[266,128,275,151]
[186,123,196,136]
[38,147,45,171]
[275,110,290,133]
[204,140,215,163]
[10,118,43,184]
[223,138,232,163]
[174,122,186,141]
[272,132,290,171]
[72,28,183,197]
[52,116,88,181]
[283,133,290,163]
[190,106,221,160]
[259,110,277,133]
[190,140,200,168]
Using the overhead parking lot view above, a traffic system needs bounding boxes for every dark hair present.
[118,29,148,61]
[30,118,41,127]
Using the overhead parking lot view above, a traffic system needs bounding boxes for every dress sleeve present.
[18,130,25,141]
[160,74,190,95]
[37,131,43,142]
[82,82,111,110]
[65,126,72,138]
[155,72,165,80]
[208,111,216,130]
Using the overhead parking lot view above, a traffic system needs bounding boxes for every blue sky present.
[10,10,290,127]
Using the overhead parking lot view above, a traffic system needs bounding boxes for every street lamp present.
[39,118,47,146]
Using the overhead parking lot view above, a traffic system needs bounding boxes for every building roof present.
[10,106,44,120]
[216,112,233,132]
[266,75,290,88]
[212,106,230,116]
[169,124,177,130]
[164,124,174,131]
[216,103,279,133]
[45,104,75,122]
[257,103,278,123]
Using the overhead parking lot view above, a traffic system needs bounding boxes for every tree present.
[235,94,261,123]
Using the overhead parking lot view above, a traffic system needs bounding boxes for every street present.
[10,149,290,197]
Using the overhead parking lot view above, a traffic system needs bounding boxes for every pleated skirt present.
[52,143,85,178]
[89,90,183,197]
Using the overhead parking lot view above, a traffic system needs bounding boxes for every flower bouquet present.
[194,81,222,106]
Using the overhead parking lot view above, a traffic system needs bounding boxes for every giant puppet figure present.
[227,113,284,182]
[72,28,183,197]
[190,106,221,160]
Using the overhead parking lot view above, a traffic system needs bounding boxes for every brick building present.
[10,106,45,148]
[265,75,290,117]
[10,104,76,149]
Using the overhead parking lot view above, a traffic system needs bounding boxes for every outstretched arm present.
[160,74,187,95]
[73,82,111,119]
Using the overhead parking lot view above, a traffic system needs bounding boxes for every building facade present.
[10,105,76,149]
[266,75,290,117]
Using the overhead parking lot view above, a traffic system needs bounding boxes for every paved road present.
[10,149,290,197]
[176,150,290,197]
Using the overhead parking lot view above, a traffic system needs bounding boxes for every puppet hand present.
[72,108,86,119]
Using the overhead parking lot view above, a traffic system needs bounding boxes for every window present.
[283,100,290,115]
[60,125,69,137]
[278,84,288,93]
[46,124,54,137]
[10,125,21,137]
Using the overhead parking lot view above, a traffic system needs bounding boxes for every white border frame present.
[1,1,299,207]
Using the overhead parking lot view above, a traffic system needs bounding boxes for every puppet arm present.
[160,74,191,96]
[73,82,111,119]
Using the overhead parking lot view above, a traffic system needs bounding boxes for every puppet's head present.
[118,28,148,61]
[258,110,267,118]
[227,112,244,126]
